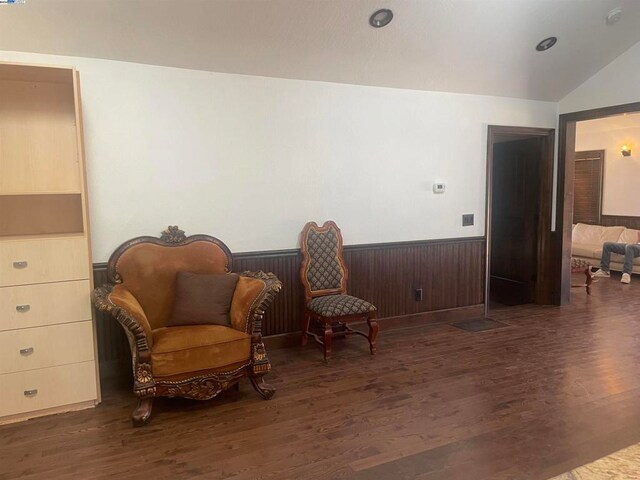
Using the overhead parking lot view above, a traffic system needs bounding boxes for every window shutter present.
[573,151,604,225]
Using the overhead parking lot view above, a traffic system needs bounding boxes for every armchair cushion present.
[168,272,239,327]
[308,294,376,317]
[151,325,251,377]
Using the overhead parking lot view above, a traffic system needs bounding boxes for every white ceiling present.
[578,112,640,133]
[1,0,640,101]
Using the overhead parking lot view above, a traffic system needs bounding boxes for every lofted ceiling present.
[1,0,640,101]
[577,112,640,132]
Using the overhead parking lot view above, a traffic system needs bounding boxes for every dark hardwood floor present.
[2,273,640,480]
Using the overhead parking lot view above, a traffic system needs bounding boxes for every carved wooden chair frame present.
[300,221,378,361]
[92,226,282,425]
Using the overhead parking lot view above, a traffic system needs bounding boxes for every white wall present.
[560,41,640,114]
[575,123,640,216]
[0,50,558,262]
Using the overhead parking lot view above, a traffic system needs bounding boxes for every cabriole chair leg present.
[132,396,154,427]
[250,376,276,400]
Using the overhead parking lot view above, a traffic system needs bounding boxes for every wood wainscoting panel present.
[93,236,485,384]
[234,250,304,337]
[601,215,640,230]
[92,265,131,388]
[344,238,485,316]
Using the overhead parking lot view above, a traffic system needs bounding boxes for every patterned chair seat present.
[571,258,592,271]
[308,295,376,317]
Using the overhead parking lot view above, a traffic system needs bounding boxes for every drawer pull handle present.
[20,347,34,356]
[23,389,38,398]
[16,305,31,313]
[13,261,28,269]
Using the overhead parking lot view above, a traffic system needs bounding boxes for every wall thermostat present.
[433,182,446,194]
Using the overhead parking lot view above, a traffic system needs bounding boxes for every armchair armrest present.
[231,271,282,377]
[230,271,282,335]
[93,284,157,397]
[92,284,153,353]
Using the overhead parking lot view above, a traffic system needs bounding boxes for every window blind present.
[573,150,604,225]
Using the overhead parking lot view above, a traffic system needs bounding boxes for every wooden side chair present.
[300,221,378,361]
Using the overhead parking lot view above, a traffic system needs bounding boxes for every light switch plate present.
[462,214,474,226]
[433,182,446,194]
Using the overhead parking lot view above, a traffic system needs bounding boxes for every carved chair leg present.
[585,267,592,295]
[367,316,379,355]
[301,311,311,346]
[249,376,276,400]
[323,321,333,362]
[132,396,154,427]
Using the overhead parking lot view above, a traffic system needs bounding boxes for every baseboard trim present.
[374,304,485,331]
[264,304,484,350]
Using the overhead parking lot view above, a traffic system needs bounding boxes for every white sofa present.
[572,223,640,274]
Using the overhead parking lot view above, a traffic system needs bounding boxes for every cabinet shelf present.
[0,191,82,196]
[0,232,86,242]
[0,194,84,237]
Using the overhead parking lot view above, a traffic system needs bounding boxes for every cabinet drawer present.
[0,362,97,418]
[0,322,95,375]
[0,236,90,287]
[0,280,91,331]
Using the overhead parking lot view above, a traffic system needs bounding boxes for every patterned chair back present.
[300,221,348,300]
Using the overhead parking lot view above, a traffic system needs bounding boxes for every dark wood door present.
[490,138,541,305]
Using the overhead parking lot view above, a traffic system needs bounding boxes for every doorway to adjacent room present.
[485,126,556,315]
[556,102,640,304]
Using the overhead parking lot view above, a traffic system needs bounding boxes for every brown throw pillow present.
[168,272,239,327]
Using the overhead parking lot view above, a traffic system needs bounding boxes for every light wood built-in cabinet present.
[0,62,99,424]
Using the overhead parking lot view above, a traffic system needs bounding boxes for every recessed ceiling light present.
[369,9,393,28]
[536,37,557,52]
[606,8,623,25]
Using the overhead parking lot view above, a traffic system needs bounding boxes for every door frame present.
[555,101,640,304]
[485,125,556,315]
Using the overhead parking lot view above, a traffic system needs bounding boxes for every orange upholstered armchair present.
[92,226,281,426]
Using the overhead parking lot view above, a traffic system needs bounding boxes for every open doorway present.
[567,111,640,291]
[485,126,555,316]
[556,102,640,304]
